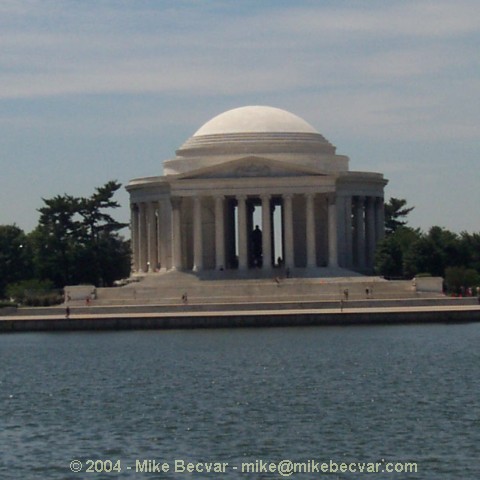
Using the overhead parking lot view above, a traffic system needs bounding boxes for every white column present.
[261,194,272,269]
[162,198,172,270]
[156,202,165,271]
[335,196,345,267]
[171,197,182,270]
[354,196,366,271]
[130,204,139,273]
[327,194,338,267]
[147,202,157,272]
[237,195,248,270]
[138,202,147,272]
[192,196,203,272]
[214,196,225,270]
[365,197,376,271]
[305,193,316,268]
[375,197,385,244]
[344,196,353,268]
[283,194,294,269]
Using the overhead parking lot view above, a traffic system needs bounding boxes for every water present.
[1,324,480,479]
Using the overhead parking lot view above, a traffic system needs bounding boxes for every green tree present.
[384,197,415,235]
[6,278,61,306]
[30,194,81,287]
[457,232,480,273]
[444,266,480,294]
[76,181,129,286]
[403,226,461,278]
[375,236,403,277]
[0,225,32,298]
[29,181,130,288]
[375,226,421,278]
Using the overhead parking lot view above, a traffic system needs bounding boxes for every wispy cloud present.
[2,0,479,98]
[0,1,479,141]
[260,0,480,38]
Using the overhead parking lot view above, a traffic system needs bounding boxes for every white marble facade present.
[127,106,387,275]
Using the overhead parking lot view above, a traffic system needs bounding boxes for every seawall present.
[1,303,480,332]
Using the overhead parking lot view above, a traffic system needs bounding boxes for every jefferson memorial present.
[127,106,387,276]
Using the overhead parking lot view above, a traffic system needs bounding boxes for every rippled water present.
[1,323,480,479]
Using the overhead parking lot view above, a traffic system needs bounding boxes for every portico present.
[127,106,387,277]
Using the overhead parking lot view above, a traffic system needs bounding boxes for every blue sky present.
[1,0,479,234]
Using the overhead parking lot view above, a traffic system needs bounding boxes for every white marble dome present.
[164,105,348,175]
[193,106,318,136]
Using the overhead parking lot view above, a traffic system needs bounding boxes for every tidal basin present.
[1,324,480,479]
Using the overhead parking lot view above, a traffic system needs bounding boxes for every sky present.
[1,0,479,235]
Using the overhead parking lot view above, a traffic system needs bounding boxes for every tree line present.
[0,181,130,305]
[377,198,480,294]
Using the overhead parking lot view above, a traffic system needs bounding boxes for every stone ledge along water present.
[1,302,480,332]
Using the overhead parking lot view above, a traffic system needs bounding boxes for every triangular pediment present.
[176,156,328,180]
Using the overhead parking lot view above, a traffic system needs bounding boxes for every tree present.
[375,226,421,278]
[384,198,415,235]
[457,232,480,273]
[0,225,32,298]
[375,235,403,278]
[375,197,416,278]
[404,226,460,278]
[76,181,129,286]
[444,267,480,294]
[6,278,61,306]
[29,181,130,288]
[30,194,81,287]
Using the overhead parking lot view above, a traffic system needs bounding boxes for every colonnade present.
[130,199,171,274]
[130,193,385,275]
[340,195,385,271]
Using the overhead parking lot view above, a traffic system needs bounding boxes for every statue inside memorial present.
[251,225,263,267]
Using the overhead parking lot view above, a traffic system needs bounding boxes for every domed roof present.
[164,105,346,175]
[194,106,318,136]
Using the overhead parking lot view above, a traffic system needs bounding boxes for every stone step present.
[93,274,417,305]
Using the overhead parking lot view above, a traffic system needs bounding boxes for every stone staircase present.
[94,269,420,306]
